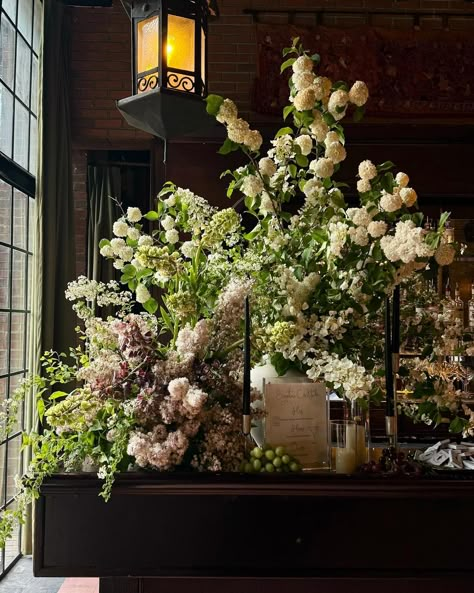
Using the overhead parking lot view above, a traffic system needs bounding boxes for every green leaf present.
[380,172,395,193]
[333,80,349,91]
[226,180,236,198]
[136,267,153,281]
[330,192,346,209]
[280,57,296,73]
[160,306,172,329]
[143,297,158,315]
[271,352,291,377]
[449,416,467,434]
[282,46,296,57]
[99,239,110,248]
[283,105,295,120]
[49,391,67,401]
[275,126,293,138]
[376,161,396,173]
[295,154,308,168]
[322,112,336,126]
[311,53,320,63]
[218,138,240,155]
[144,210,159,221]
[36,397,45,423]
[439,211,451,229]
[288,164,297,178]
[205,94,224,116]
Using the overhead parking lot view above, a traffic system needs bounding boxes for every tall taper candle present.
[385,296,394,417]
[242,296,251,435]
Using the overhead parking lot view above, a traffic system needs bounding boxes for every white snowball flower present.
[138,235,153,246]
[136,284,151,304]
[165,229,179,244]
[328,89,349,119]
[127,207,142,223]
[435,243,456,266]
[259,157,277,177]
[380,191,403,212]
[313,76,332,101]
[216,98,238,124]
[113,259,125,270]
[400,187,417,208]
[292,71,315,91]
[161,215,175,231]
[357,179,371,193]
[294,87,316,112]
[303,178,323,198]
[100,244,113,257]
[181,241,196,259]
[121,246,134,262]
[244,129,263,152]
[309,157,334,179]
[241,174,264,198]
[227,118,250,144]
[294,134,313,156]
[395,172,409,188]
[349,226,369,246]
[324,131,340,146]
[367,221,388,238]
[127,227,141,241]
[349,81,369,107]
[292,55,314,73]
[259,192,275,215]
[350,207,372,227]
[110,238,126,254]
[325,141,346,164]
[358,160,377,181]
[112,219,129,237]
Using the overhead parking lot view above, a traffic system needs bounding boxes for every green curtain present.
[87,166,121,284]
[24,0,76,554]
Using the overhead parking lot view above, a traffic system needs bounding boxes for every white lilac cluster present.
[380,220,434,264]
[305,351,373,400]
[65,277,132,319]
[217,98,262,152]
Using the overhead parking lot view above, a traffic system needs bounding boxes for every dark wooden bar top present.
[34,472,474,592]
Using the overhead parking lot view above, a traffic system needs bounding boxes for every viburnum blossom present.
[216,98,238,124]
[127,207,142,223]
[435,243,456,266]
[294,87,316,111]
[358,160,377,180]
[310,157,334,178]
[348,81,369,106]
[292,55,313,73]
[380,190,403,212]
[259,157,277,177]
[294,134,312,156]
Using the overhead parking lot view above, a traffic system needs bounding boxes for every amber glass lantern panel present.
[201,26,206,90]
[137,15,159,93]
[167,14,195,92]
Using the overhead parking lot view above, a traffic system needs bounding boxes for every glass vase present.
[343,398,370,467]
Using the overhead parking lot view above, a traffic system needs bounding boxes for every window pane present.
[0,246,11,309]
[0,443,5,506]
[29,115,37,175]
[2,0,17,25]
[4,501,20,569]
[28,196,34,253]
[0,180,12,243]
[9,374,24,434]
[15,35,31,106]
[12,250,25,310]
[31,55,38,115]
[6,437,21,501]
[27,255,32,309]
[18,0,32,45]
[0,16,16,90]
[0,313,9,375]
[0,83,14,158]
[13,99,28,169]
[33,0,42,54]
[9,312,25,372]
[13,189,27,249]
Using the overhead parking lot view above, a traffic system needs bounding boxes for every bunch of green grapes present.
[240,445,302,473]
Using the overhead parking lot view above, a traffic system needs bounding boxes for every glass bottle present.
[454,283,464,326]
[468,281,474,331]
[443,281,454,321]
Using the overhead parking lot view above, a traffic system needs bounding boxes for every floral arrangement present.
[0,38,462,545]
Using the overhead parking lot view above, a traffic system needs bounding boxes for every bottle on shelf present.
[468,281,474,331]
[454,283,464,325]
[443,280,455,321]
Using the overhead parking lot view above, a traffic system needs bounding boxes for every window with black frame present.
[0,0,42,578]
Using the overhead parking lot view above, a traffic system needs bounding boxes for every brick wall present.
[68,0,474,274]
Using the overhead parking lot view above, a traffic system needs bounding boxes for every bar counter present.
[34,472,474,593]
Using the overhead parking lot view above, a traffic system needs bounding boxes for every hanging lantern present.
[117,0,218,139]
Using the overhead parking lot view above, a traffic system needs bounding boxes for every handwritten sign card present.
[264,380,329,469]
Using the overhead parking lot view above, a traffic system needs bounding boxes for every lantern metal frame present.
[131,0,208,98]
[117,0,215,139]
